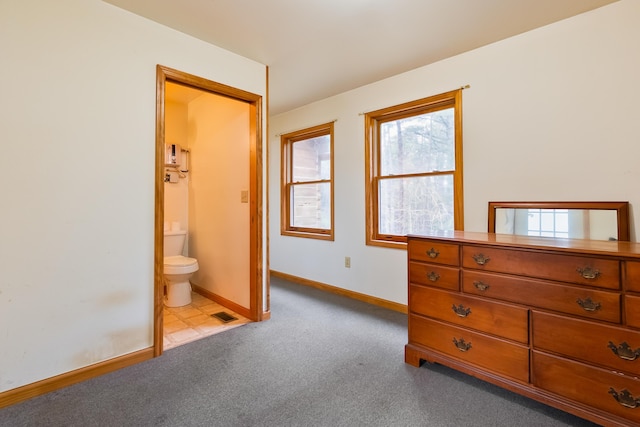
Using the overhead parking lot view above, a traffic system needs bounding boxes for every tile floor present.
[163,291,251,350]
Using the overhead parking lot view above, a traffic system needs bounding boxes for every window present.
[365,90,463,248]
[281,122,334,240]
[526,208,569,238]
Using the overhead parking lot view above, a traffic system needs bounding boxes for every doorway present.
[154,65,265,356]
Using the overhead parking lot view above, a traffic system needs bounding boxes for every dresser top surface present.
[408,231,640,259]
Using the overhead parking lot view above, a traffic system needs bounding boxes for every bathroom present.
[163,82,253,348]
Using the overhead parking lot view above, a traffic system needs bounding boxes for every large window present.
[365,90,463,248]
[281,122,334,240]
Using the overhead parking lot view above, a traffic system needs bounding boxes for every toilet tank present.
[164,230,187,256]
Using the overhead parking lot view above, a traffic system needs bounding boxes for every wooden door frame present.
[154,65,264,356]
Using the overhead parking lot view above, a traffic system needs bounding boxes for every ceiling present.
[104,0,617,115]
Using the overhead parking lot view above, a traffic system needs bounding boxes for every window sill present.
[281,230,334,241]
[366,238,407,250]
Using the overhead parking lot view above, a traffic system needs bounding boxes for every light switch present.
[240,190,249,203]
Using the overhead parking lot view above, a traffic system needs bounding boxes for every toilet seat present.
[164,255,199,275]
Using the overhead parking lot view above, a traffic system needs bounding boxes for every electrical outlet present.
[345,256,351,268]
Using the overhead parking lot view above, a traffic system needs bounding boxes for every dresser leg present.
[405,345,425,367]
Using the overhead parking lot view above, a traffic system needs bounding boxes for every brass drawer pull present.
[473,281,490,292]
[608,341,640,361]
[452,337,472,352]
[427,271,440,282]
[426,248,440,258]
[576,296,601,312]
[609,388,640,409]
[452,304,471,318]
[472,253,490,265]
[576,266,600,280]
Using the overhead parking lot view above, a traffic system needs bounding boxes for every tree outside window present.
[365,90,463,248]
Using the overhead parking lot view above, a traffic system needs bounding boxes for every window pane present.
[555,212,569,233]
[380,108,454,176]
[528,211,540,232]
[292,135,331,182]
[291,182,331,229]
[540,211,555,232]
[378,175,453,235]
[527,209,569,238]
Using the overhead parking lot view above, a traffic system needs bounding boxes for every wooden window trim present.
[281,122,335,240]
[365,89,464,249]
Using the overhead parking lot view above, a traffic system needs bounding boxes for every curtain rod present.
[358,84,470,116]
[275,119,338,137]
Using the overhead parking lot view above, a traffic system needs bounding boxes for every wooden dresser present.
[406,231,640,427]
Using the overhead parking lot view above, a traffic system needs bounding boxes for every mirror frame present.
[488,201,631,241]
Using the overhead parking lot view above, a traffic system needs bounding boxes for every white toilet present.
[163,229,199,307]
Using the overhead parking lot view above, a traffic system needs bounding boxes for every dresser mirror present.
[488,201,630,241]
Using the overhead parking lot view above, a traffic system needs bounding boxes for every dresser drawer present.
[410,285,528,343]
[408,240,459,266]
[626,261,640,292]
[463,270,620,323]
[409,315,529,382]
[409,262,459,291]
[532,310,640,375]
[533,351,640,424]
[625,295,640,329]
[462,246,620,290]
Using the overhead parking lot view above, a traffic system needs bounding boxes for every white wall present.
[0,0,266,393]
[188,94,251,308]
[269,1,640,305]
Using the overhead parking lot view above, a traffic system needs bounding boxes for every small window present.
[281,122,334,240]
[365,90,463,248]
[527,208,569,238]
